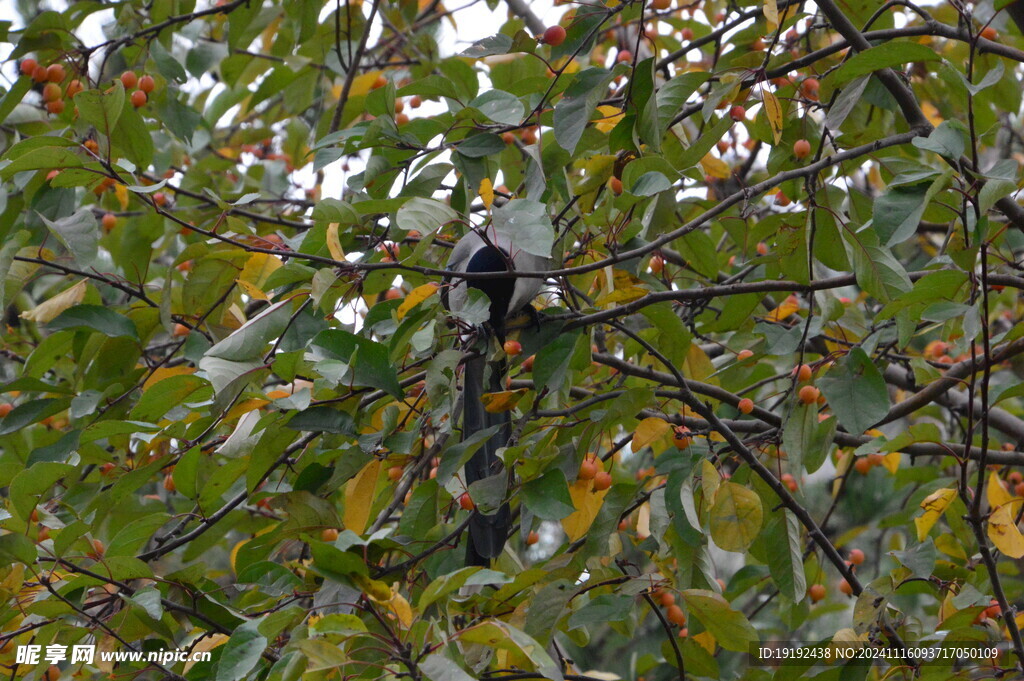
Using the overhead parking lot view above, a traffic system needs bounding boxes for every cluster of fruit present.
[19,57,158,114]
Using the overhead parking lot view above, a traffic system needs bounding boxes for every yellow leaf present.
[701,459,722,504]
[224,398,269,421]
[350,71,384,99]
[20,280,87,323]
[988,503,1024,558]
[685,343,716,383]
[353,573,393,602]
[236,252,283,302]
[766,298,800,321]
[344,459,382,535]
[709,482,763,552]
[386,589,413,628]
[143,366,195,391]
[636,501,651,538]
[700,153,730,179]
[762,87,783,144]
[763,0,779,30]
[988,470,1015,509]
[595,105,625,133]
[397,283,439,320]
[481,389,529,413]
[914,487,956,541]
[114,182,129,210]
[326,223,346,262]
[881,451,901,474]
[562,477,610,542]
[633,416,672,451]
[594,269,648,306]
[480,177,495,210]
[921,101,943,126]
[693,630,717,655]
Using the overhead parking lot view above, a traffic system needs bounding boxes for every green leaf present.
[420,654,477,681]
[764,510,807,601]
[216,620,267,681]
[0,147,84,179]
[680,589,759,652]
[73,85,125,140]
[206,299,293,362]
[312,329,403,399]
[286,406,356,435]
[709,482,763,552]
[554,68,614,154]
[633,58,661,152]
[831,42,940,86]
[782,402,837,473]
[521,469,576,520]
[47,304,138,339]
[456,133,506,158]
[39,208,98,268]
[912,121,967,160]
[461,34,514,58]
[676,114,733,170]
[395,197,458,234]
[131,375,213,422]
[110,95,154,168]
[817,348,890,435]
[492,199,553,259]
[568,594,634,629]
[470,90,524,126]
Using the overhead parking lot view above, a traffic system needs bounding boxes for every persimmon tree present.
[2,0,1024,679]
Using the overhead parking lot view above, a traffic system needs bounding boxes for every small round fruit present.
[617,50,633,63]
[808,583,827,602]
[32,65,49,82]
[729,104,746,121]
[384,288,403,301]
[0,403,12,417]
[781,473,798,492]
[658,590,676,606]
[666,604,687,626]
[46,64,66,83]
[650,254,664,273]
[504,340,523,356]
[458,493,475,511]
[153,192,167,206]
[854,457,873,475]
[798,385,820,404]
[163,474,176,492]
[673,426,693,449]
[139,74,156,93]
[543,25,567,46]
[609,176,623,195]
[800,77,820,100]
[980,26,997,40]
[793,138,811,159]
[738,398,754,415]
[579,459,598,480]
[521,355,535,371]
[172,323,190,337]
[102,213,117,231]
[131,89,147,107]
[838,579,853,596]
[526,530,540,546]
[387,466,403,481]
[737,349,754,361]
[774,190,792,206]
[46,99,65,114]
[681,27,694,40]
[321,528,340,542]
[42,82,62,102]
[756,241,768,255]
[395,113,409,125]
[848,548,865,565]
[66,79,83,97]
[19,58,38,76]
[593,471,612,491]
[121,71,138,89]
[795,364,813,382]
[410,95,422,108]
[90,538,106,557]
[651,0,671,8]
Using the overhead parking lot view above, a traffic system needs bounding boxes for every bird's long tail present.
[463,352,511,566]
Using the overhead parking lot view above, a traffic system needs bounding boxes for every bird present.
[442,228,547,566]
